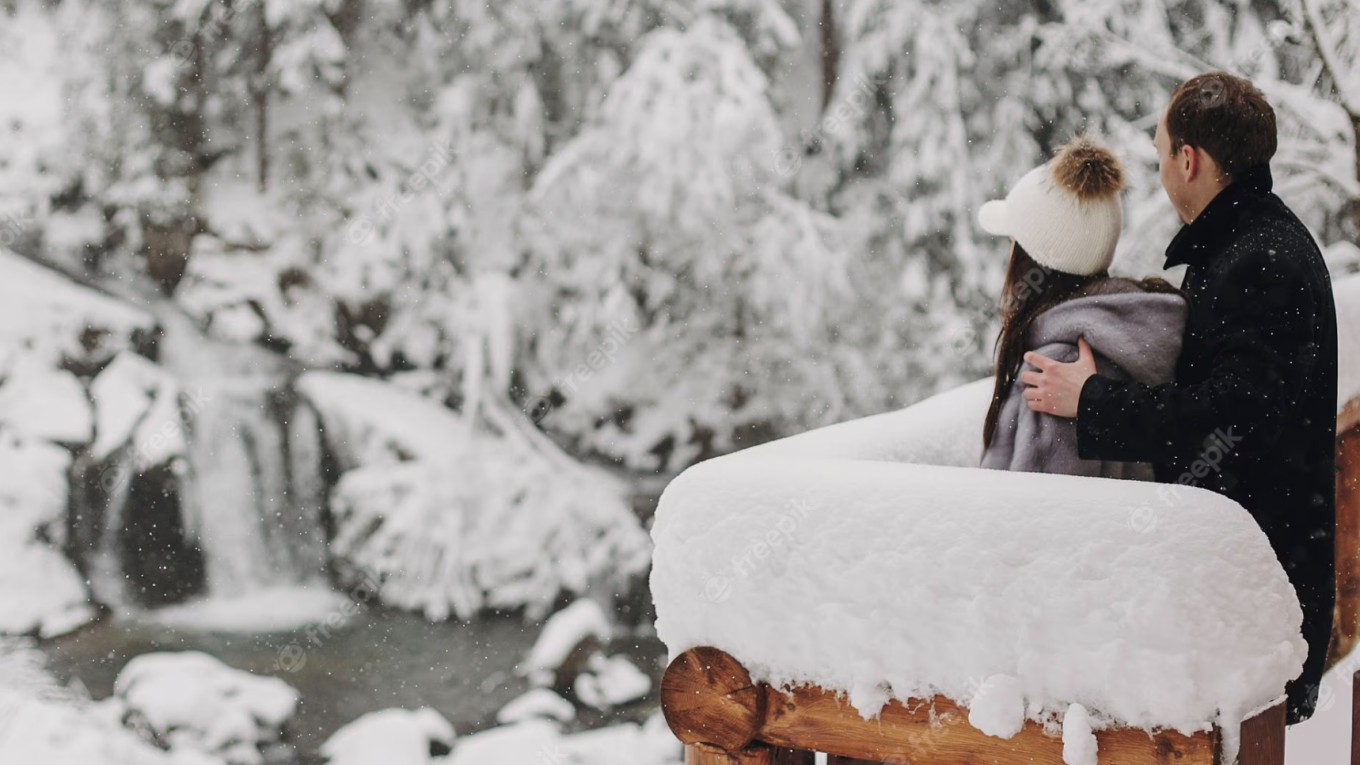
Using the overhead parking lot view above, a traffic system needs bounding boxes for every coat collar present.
[1164,164,1274,269]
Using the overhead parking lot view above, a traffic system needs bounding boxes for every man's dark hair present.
[1166,72,1277,180]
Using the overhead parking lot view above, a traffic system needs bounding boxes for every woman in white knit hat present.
[978,136,1188,479]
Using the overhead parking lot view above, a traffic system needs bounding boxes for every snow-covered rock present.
[496,689,576,725]
[0,640,205,765]
[0,437,94,636]
[89,351,189,467]
[0,247,153,368]
[520,599,613,687]
[554,712,683,765]
[446,719,559,765]
[300,372,651,621]
[321,708,454,765]
[0,357,91,445]
[573,653,652,710]
[0,251,162,637]
[113,652,298,765]
[448,713,681,765]
[651,451,1306,757]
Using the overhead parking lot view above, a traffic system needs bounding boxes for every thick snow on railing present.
[650,382,1308,756]
[741,377,991,467]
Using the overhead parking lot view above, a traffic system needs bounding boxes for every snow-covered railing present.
[651,380,1313,765]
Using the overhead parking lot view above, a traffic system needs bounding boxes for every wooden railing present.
[1335,399,1360,667]
[656,402,1360,764]
[661,647,1293,765]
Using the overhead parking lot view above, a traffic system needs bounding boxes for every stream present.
[39,594,667,763]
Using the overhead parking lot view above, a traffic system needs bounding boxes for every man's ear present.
[1180,144,1199,183]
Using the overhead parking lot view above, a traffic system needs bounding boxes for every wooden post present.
[772,749,815,765]
[1335,411,1360,666]
[686,742,783,764]
[687,743,736,765]
[1352,669,1360,765]
[1238,702,1286,765]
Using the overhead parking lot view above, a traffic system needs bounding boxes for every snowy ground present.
[1286,654,1356,763]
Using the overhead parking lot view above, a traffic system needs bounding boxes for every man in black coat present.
[1020,72,1338,724]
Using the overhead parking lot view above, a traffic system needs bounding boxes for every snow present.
[1061,703,1098,765]
[447,714,681,765]
[1335,273,1360,412]
[574,653,652,710]
[0,640,204,765]
[967,674,1025,739]
[496,689,576,725]
[0,690,201,765]
[0,536,95,638]
[521,600,613,686]
[552,713,683,765]
[144,586,352,633]
[114,652,299,765]
[651,452,1306,758]
[0,357,91,445]
[0,437,94,637]
[89,351,187,467]
[1286,647,1359,763]
[300,372,651,620]
[742,377,991,467]
[321,708,455,765]
[445,719,559,765]
[297,370,475,469]
[0,248,153,368]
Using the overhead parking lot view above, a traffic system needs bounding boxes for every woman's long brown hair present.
[982,242,1106,449]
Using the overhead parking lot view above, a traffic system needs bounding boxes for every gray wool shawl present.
[980,278,1188,481]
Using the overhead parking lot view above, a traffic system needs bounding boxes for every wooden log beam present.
[663,646,1252,764]
[663,646,766,751]
[759,681,1218,765]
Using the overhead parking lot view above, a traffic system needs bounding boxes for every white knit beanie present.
[977,137,1126,276]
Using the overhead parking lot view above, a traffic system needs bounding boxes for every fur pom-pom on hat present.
[1051,136,1125,201]
[977,136,1127,276]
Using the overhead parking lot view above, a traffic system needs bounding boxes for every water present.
[39,607,667,763]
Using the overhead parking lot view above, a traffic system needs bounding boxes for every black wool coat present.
[1076,165,1338,725]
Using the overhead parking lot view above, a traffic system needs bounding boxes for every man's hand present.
[1019,337,1097,418]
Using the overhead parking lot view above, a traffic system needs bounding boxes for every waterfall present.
[61,277,332,608]
[153,308,330,599]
